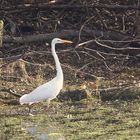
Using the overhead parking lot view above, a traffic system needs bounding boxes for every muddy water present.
[0,99,140,140]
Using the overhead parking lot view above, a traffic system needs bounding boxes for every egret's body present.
[20,38,72,105]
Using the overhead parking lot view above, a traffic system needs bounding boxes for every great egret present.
[20,38,73,107]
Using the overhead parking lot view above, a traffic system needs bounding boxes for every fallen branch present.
[0,88,21,97]
[0,54,23,68]
[0,54,23,61]
[77,39,140,50]
[89,82,140,92]
[76,39,140,56]
[1,4,140,13]
[3,30,128,44]
[19,59,54,70]
[95,39,140,51]
[62,64,97,79]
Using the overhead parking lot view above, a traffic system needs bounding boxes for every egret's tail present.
[20,94,30,105]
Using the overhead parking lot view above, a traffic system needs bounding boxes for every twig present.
[74,50,81,60]
[95,39,140,50]
[84,47,135,59]
[77,61,95,71]
[77,38,140,45]
[80,50,102,61]
[78,16,95,41]
[0,49,75,69]
[0,88,21,97]
[19,59,54,70]
[0,54,24,68]
[103,61,113,71]
[95,8,108,29]
[77,39,140,50]
[91,82,140,92]
[0,54,23,61]
[62,64,97,79]
[96,51,105,60]
[76,40,94,48]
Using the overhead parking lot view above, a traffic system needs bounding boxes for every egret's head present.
[52,38,73,44]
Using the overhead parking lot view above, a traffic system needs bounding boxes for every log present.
[3,29,128,44]
[1,4,140,13]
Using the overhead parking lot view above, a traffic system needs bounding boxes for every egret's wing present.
[20,77,62,104]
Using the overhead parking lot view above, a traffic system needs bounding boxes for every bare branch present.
[3,30,128,44]
[95,39,140,51]
[19,59,54,70]
[91,82,140,92]
[62,64,97,79]
[77,39,140,50]
[1,4,140,14]
[0,88,21,97]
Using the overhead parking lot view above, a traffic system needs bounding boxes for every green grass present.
[0,98,140,140]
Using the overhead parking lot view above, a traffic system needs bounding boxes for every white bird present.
[20,38,73,106]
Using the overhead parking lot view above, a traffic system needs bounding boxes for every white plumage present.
[20,38,72,105]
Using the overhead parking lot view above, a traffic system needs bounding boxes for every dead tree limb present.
[0,54,23,61]
[76,39,140,56]
[0,88,21,97]
[1,4,140,13]
[3,30,129,44]
[0,54,24,68]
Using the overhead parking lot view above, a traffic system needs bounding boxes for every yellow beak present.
[62,39,73,44]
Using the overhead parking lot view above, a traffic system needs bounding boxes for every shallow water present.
[0,99,140,140]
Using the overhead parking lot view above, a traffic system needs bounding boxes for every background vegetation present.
[0,1,140,139]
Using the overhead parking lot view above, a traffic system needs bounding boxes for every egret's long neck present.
[51,42,63,78]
